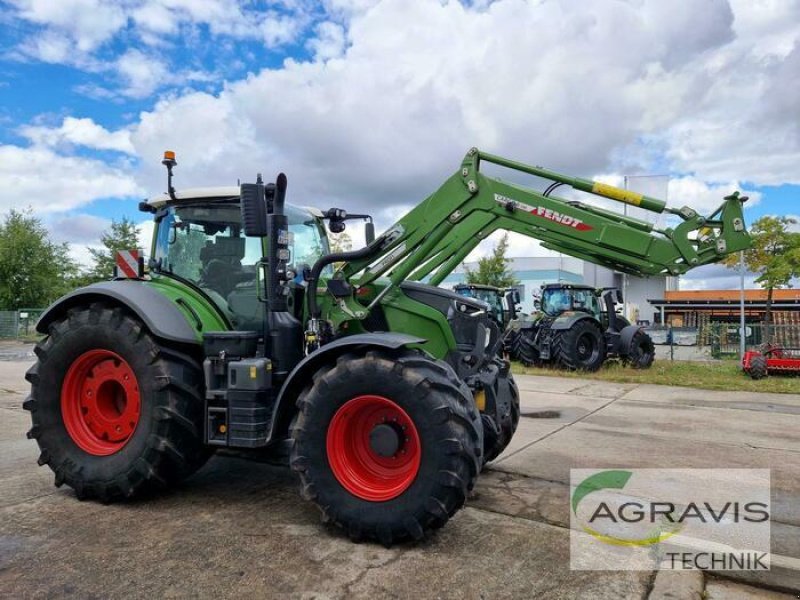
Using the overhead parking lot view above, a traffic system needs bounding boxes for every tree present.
[0,209,79,310]
[328,231,353,254]
[724,216,800,343]
[86,217,141,282]
[464,233,519,288]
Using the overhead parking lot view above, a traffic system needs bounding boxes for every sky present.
[0,0,798,290]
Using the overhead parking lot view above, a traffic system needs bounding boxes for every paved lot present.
[1,346,799,599]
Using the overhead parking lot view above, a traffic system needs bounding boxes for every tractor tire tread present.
[23,302,209,502]
[289,348,481,546]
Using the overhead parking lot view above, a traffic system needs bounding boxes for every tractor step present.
[202,332,275,449]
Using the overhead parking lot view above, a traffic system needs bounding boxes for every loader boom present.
[336,148,749,294]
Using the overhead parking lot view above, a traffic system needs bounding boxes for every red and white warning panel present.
[115,249,144,279]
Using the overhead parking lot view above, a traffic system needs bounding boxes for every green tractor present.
[509,283,655,371]
[24,148,750,544]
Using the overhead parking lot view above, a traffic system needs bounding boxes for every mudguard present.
[617,324,643,357]
[269,333,426,440]
[36,281,200,345]
[549,311,599,331]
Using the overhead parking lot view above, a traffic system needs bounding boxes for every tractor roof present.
[453,283,503,292]
[541,283,595,291]
[146,186,324,217]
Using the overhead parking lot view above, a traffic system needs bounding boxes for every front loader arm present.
[341,148,750,290]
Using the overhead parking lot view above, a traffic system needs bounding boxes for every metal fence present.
[0,309,45,339]
[644,323,800,359]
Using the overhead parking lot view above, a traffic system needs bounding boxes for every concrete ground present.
[1,343,798,599]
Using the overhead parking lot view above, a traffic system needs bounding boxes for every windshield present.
[153,201,329,328]
[456,287,504,326]
[540,288,600,317]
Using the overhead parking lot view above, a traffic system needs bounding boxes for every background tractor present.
[25,148,749,544]
[452,283,520,330]
[509,283,655,371]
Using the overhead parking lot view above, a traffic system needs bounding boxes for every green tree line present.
[0,209,139,311]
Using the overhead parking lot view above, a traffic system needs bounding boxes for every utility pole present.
[623,176,629,321]
[739,250,746,360]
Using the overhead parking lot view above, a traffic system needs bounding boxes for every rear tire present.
[749,355,768,380]
[512,328,540,367]
[624,330,656,369]
[23,303,209,501]
[552,320,606,372]
[290,349,482,545]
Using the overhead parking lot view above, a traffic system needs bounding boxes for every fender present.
[36,281,207,345]
[549,311,598,331]
[269,332,426,441]
[618,324,643,357]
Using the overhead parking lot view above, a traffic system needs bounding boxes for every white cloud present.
[46,213,111,244]
[306,21,346,60]
[0,145,140,215]
[19,117,135,154]
[127,0,780,214]
[5,0,800,281]
[116,49,170,99]
[9,0,126,52]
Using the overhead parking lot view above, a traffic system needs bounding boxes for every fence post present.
[669,325,674,361]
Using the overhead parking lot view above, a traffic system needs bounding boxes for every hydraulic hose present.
[307,237,388,318]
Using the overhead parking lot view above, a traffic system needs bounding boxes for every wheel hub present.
[369,422,403,457]
[61,349,141,456]
[326,395,421,502]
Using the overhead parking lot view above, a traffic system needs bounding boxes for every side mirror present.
[365,221,375,245]
[615,289,623,304]
[240,181,268,236]
[533,299,541,310]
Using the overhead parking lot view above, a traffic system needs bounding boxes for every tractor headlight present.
[484,326,491,348]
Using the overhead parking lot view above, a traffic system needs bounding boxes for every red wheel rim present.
[61,349,141,456]
[326,395,421,502]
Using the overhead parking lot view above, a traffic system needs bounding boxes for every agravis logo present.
[572,470,682,546]
[569,469,772,571]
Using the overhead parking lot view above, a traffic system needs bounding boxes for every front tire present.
[624,330,656,369]
[553,320,606,372]
[290,349,482,545]
[23,303,209,501]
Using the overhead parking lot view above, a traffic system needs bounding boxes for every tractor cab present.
[453,283,520,329]
[539,284,603,320]
[147,188,330,330]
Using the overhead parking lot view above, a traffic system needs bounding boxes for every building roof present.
[665,289,800,301]
[649,289,800,310]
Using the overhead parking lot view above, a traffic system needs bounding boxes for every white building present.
[438,256,675,324]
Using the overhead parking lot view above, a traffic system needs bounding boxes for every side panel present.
[381,290,459,360]
[549,311,598,331]
[36,279,230,344]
